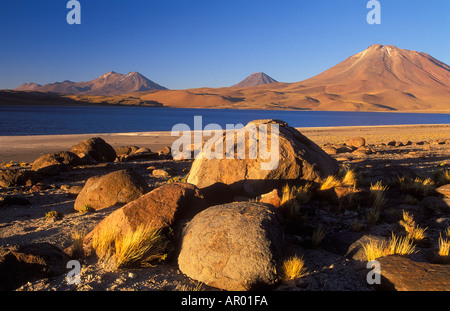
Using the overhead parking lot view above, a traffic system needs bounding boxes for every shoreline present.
[1,103,450,114]
[1,124,449,163]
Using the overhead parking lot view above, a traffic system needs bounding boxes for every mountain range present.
[10,44,450,112]
[15,71,167,95]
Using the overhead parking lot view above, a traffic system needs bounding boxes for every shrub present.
[281,255,307,280]
[78,204,95,215]
[45,211,64,221]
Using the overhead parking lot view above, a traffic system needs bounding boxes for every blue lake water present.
[0,105,449,136]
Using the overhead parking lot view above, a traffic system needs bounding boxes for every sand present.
[1,124,449,163]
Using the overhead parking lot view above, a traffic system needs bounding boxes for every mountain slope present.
[139,44,449,112]
[14,72,167,95]
[232,72,278,88]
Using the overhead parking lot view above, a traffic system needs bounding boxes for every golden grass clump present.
[399,210,427,242]
[320,175,341,190]
[280,183,312,220]
[361,233,417,262]
[281,255,307,280]
[433,168,450,185]
[92,225,168,270]
[369,181,388,210]
[398,176,436,197]
[71,229,87,258]
[438,233,450,258]
[341,168,358,187]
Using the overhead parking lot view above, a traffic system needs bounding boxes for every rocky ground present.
[0,129,449,291]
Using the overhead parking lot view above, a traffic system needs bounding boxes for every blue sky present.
[0,0,448,90]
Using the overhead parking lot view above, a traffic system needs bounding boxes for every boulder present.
[70,137,116,162]
[74,169,149,212]
[115,146,140,156]
[336,145,354,153]
[152,169,170,178]
[436,184,450,198]
[352,146,374,155]
[0,243,70,291]
[345,137,366,148]
[322,146,338,155]
[376,255,450,291]
[80,182,207,256]
[31,151,81,176]
[0,169,38,187]
[157,146,172,157]
[178,202,284,291]
[259,188,282,208]
[187,119,339,196]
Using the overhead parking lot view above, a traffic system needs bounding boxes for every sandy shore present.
[0,124,449,163]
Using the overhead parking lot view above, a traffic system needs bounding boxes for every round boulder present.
[74,169,149,212]
[77,182,207,257]
[345,137,366,148]
[178,202,284,291]
[187,119,339,196]
[31,151,81,176]
[70,137,116,162]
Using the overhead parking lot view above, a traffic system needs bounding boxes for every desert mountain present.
[139,44,450,112]
[15,71,167,95]
[232,72,278,88]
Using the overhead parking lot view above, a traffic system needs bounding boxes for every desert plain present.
[0,122,449,291]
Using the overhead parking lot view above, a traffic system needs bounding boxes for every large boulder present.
[31,151,81,176]
[79,182,207,257]
[186,119,339,196]
[70,137,116,162]
[0,243,70,291]
[376,255,450,291]
[436,184,450,198]
[178,202,284,291]
[74,169,149,212]
[0,169,38,187]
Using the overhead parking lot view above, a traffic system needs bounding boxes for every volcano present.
[232,72,278,88]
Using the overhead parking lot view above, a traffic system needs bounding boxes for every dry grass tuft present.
[366,208,380,225]
[433,168,450,185]
[311,224,326,249]
[320,175,341,190]
[399,176,436,197]
[361,233,417,262]
[341,168,358,187]
[399,210,427,242]
[280,183,312,220]
[370,181,388,210]
[92,225,168,270]
[281,255,307,280]
[70,229,86,258]
[438,233,450,258]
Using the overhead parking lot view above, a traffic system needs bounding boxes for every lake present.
[0,105,449,136]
